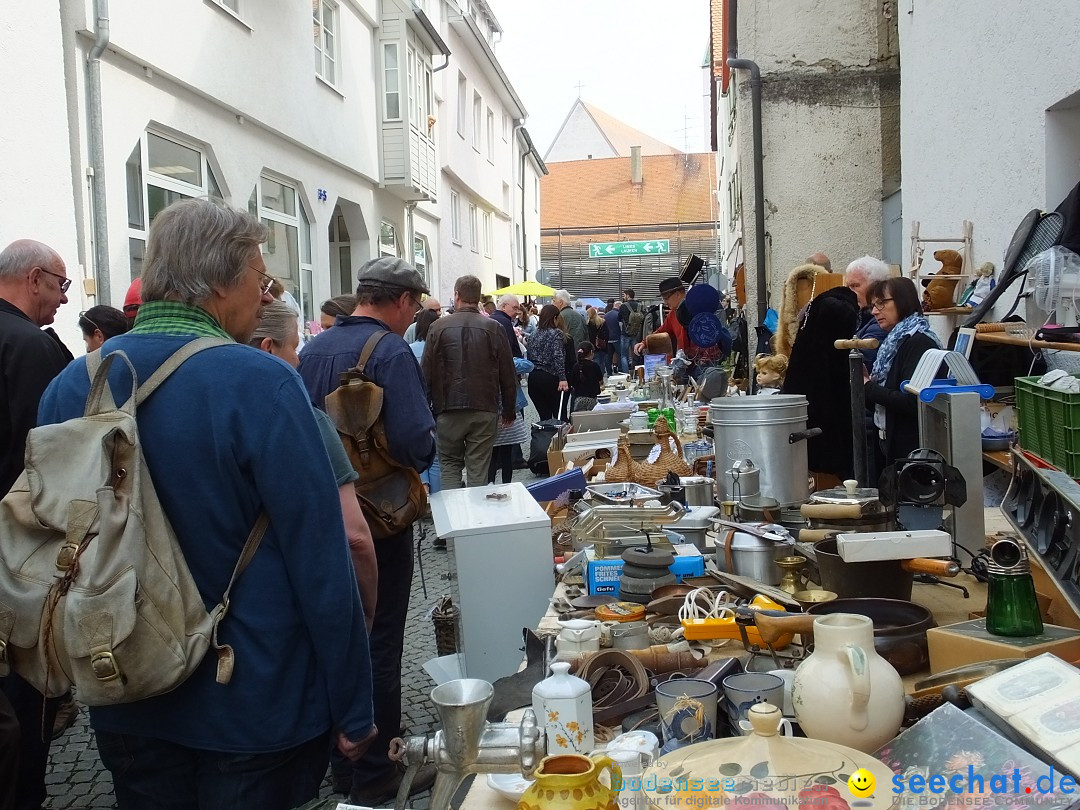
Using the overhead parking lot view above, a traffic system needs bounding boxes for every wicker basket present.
[637,416,692,485]
[430,596,461,657]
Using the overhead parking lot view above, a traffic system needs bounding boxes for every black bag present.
[528,419,566,476]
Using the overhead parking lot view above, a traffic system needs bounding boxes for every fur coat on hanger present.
[774,263,829,357]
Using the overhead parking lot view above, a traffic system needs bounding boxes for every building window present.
[457,73,467,137]
[383,44,400,120]
[450,191,461,244]
[515,224,522,268]
[469,203,479,253]
[486,109,495,163]
[408,44,433,125]
[252,174,314,325]
[313,0,338,85]
[502,113,509,142]
[483,211,493,257]
[414,235,431,284]
[472,92,482,151]
[534,176,539,212]
[125,130,224,281]
[379,221,400,257]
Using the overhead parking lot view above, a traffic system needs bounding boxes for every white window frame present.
[469,203,479,253]
[483,211,493,257]
[414,234,431,284]
[253,173,314,326]
[502,113,509,142]
[534,176,539,212]
[457,73,467,137]
[472,92,482,152]
[313,0,339,86]
[486,109,495,164]
[379,221,400,257]
[407,43,433,126]
[450,191,462,244]
[126,130,224,281]
[383,43,401,121]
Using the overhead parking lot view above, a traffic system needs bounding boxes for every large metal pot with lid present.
[800,478,894,534]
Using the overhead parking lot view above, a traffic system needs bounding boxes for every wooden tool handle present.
[752,612,818,646]
[834,338,880,350]
[799,529,838,543]
[800,503,864,520]
[901,558,960,577]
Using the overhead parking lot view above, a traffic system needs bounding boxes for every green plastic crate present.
[1015,374,1080,476]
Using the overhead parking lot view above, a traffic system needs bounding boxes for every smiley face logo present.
[848,768,876,797]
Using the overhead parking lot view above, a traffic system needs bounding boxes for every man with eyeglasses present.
[0,238,74,810]
[491,293,523,358]
[298,257,437,806]
[36,200,378,808]
[403,295,442,343]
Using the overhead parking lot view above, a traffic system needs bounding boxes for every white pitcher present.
[791,613,904,753]
[555,619,602,659]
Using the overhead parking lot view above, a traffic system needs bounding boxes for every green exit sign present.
[588,239,670,258]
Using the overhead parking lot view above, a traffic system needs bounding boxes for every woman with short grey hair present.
[249,301,378,627]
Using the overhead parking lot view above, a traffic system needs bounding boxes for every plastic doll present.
[754,353,788,394]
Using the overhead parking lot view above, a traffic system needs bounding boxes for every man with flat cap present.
[634,277,727,369]
[298,257,437,805]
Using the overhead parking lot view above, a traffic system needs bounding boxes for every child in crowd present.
[570,341,604,412]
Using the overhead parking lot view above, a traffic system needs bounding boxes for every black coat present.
[865,331,939,465]
[781,287,859,479]
[0,299,72,496]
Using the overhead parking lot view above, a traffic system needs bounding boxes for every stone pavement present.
[43,470,536,809]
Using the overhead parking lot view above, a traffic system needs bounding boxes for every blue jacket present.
[298,315,436,473]
[857,309,887,371]
[38,335,373,753]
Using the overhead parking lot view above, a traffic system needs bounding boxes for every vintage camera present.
[879,448,967,531]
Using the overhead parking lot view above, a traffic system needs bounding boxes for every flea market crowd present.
[0,196,1074,810]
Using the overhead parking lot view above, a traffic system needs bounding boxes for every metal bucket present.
[710,395,811,507]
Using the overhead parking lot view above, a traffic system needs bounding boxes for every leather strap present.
[210,510,270,685]
[724,529,737,576]
[355,330,388,375]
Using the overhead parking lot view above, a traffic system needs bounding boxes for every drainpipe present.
[512,119,527,281]
[87,0,111,305]
[405,202,417,264]
[725,0,767,324]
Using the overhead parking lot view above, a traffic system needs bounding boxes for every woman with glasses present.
[863,277,942,465]
[78,305,131,352]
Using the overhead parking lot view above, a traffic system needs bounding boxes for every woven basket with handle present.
[637,416,692,485]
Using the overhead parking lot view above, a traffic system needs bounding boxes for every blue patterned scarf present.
[870,312,940,383]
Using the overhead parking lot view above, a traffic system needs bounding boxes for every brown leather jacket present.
[422,306,517,420]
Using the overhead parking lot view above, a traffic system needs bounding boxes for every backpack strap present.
[208,510,270,685]
[354,330,389,375]
[135,337,233,403]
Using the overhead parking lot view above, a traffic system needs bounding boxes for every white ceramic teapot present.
[555,619,602,659]
[791,613,905,753]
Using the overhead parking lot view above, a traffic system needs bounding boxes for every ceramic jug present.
[555,619,601,659]
[791,613,904,753]
[517,754,622,810]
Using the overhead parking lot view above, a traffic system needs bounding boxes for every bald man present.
[806,252,832,272]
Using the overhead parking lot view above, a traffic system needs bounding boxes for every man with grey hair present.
[299,256,437,805]
[844,255,890,370]
[423,275,517,489]
[554,288,587,347]
[0,238,72,810]
[491,292,522,358]
[37,199,377,808]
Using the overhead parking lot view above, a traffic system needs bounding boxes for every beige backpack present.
[0,339,267,706]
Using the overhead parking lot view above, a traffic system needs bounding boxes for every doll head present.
[754,353,789,389]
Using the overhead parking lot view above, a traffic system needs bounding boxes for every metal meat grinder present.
[389,679,545,810]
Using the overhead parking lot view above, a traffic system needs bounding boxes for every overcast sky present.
[487,0,712,158]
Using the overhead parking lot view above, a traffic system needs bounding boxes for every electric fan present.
[1031,246,1080,327]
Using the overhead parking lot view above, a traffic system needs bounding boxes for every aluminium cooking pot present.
[806,598,935,676]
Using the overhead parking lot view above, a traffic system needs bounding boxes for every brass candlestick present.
[775,555,807,595]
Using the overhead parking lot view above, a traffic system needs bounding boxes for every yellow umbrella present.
[489,280,557,297]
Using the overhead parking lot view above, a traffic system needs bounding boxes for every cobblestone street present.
[43,460,537,810]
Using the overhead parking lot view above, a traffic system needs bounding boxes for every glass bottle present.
[985,537,1043,637]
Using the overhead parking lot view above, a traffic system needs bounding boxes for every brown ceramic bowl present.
[650,582,695,600]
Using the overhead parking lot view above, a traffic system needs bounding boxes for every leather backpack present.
[0,340,267,705]
[324,330,427,539]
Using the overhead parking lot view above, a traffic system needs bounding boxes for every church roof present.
[545,99,681,162]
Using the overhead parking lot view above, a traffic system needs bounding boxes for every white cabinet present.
[429,483,554,683]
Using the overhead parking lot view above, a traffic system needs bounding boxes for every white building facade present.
[898,0,1080,275]
[0,0,540,350]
